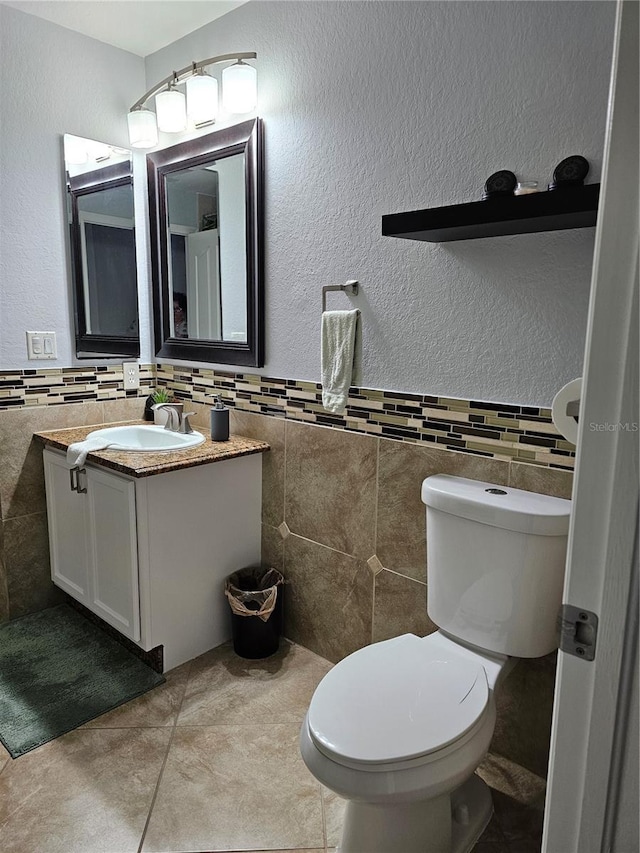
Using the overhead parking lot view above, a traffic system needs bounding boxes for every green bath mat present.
[0,605,165,758]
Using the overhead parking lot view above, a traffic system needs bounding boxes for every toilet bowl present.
[300,632,507,853]
[300,475,571,853]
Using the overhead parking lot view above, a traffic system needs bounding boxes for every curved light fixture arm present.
[129,51,257,112]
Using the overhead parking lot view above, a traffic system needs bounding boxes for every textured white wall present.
[0,2,615,405]
[0,4,149,368]
[146,1,615,405]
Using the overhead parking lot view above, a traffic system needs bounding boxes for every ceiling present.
[1,0,247,57]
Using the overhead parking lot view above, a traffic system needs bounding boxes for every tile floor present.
[0,639,545,853]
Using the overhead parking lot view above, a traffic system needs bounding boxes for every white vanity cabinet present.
[44,451,139,640]
[43,447,263,671]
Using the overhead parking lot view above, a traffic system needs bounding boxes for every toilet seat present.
[307,634,489,769]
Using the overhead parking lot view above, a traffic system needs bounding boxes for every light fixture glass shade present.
[127,109,158,148]
[156,88,187,132]
[187,73,218,125]
[222,61,257,114]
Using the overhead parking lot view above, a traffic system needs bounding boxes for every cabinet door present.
[43,449,90,604]
[85,465,140,642]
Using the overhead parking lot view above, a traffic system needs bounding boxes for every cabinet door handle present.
[76,468,88,494]
[70,467,78,492]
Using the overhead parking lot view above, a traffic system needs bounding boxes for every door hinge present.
[559,604,598,661]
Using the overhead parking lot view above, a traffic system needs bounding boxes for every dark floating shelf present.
[382,183,600,243]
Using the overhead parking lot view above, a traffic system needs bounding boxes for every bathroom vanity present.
[36,425,269,671]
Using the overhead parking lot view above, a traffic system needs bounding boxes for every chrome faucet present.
[156,404,196,434]
[178,412,196,434]
[157,404,181,432]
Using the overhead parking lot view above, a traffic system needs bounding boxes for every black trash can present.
[225,567,285,659]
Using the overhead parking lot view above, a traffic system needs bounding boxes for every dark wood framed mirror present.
[147,118,264,366]
[65,135,140,358]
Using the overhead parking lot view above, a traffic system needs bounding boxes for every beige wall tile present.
[262,523,284,573]
[284,534,372,663]
[285,421,377,559]
[0,728,170,853]
[4,512,62,619]
[373,569,437,643]
[491,652,557,779]
[102,397,147,424]
[181,400,210,430]
[141,724,324,851]
[0,402,104,520]
[232,410,286,527]
[377,439,510,582]
[509,462,574,499]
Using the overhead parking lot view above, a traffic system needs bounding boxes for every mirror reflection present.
[165,152,247,343]
[147,118,263,367]
[64,134,140,357]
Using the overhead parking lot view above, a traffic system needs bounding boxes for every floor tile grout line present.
[136,660,193,853]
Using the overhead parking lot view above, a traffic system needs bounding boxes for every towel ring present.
[322,280,359,313]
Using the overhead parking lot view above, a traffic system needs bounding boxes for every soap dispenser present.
[210,395,230,441]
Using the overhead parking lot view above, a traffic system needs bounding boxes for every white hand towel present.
[321,309,358,414]
[66,439,116,467]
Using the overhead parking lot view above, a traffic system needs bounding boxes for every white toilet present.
[300,474,571,853]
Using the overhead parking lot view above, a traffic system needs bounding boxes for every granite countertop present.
[35,421,270,478]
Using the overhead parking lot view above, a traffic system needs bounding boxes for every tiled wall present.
[0,363,573,783]
[0,365,154,410]
[0,366,153,622]
[158,365,575,470]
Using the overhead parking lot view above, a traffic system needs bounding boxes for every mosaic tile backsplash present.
[0,365,154,409]
[0,363,575,469]
[156,365,575,469]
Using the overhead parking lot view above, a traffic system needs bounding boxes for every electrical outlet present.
[26,331,57,360]
[123,361,140,390]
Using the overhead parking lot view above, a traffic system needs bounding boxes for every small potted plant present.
[148,388,182,426]
[152,387,173,405]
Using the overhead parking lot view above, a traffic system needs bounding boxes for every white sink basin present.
[85,425,206,452]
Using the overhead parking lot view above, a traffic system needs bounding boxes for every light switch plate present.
[26,331,57,360]
[123,361,140,390]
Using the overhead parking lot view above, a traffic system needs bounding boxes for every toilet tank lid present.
[421,474,571,536]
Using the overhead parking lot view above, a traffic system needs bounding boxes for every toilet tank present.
[421,475,571,658]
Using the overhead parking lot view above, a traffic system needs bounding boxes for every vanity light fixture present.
[127,52,257,149]
[155,78,187,133]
